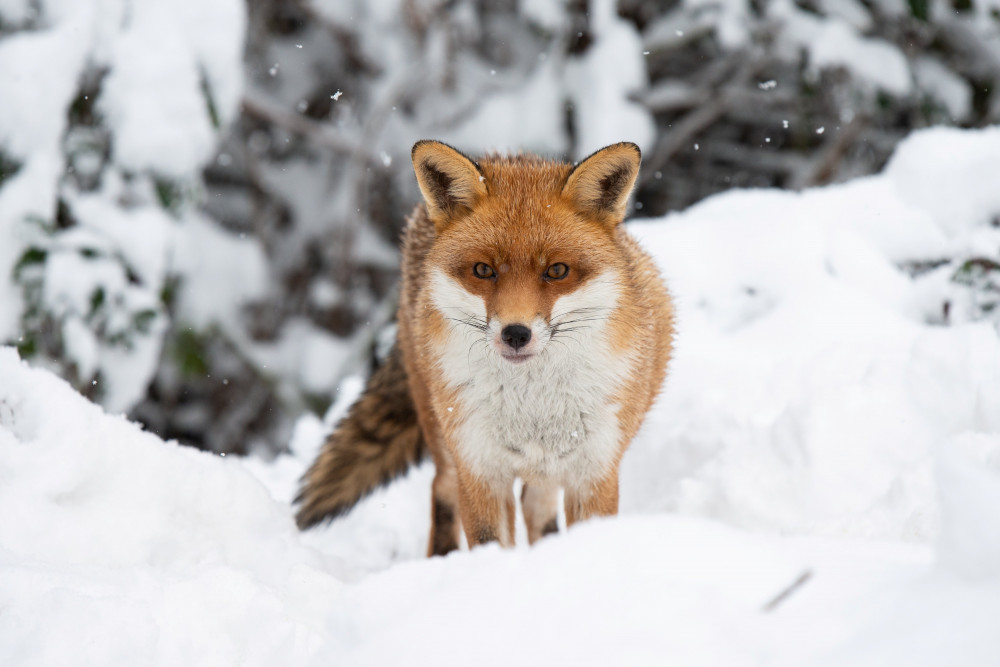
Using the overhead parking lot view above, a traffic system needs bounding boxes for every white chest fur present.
[428,270,630,491]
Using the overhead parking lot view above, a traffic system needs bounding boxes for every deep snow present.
[3,126,1000,665]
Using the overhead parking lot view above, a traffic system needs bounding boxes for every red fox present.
[296,141,674,555]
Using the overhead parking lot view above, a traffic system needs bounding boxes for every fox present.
[295,140,674,555]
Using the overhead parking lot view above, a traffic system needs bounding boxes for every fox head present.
[411,140,640,366]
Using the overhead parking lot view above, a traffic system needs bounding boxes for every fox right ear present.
[412,140,487,228]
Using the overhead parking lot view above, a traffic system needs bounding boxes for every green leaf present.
[908,0,929,20]
[199,68,221,130]
[174,328,210,378]
[160,276,179,310]
[154,177,182,214]
[89,287,106,314]
[13,248,46,278]
[952,257,1000,286]
[0,150,23,189]
[134,309,158,334]
[15,335,36,358]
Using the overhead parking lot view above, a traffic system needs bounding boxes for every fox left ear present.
[412,140,488,229]
[562,142,641,224]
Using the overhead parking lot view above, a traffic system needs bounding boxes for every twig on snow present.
[762,569,813,613]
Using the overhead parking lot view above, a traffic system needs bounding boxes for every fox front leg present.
[455,467,515,548]
[428,454,462,557]
[564,466,620,528]
[521,483,560,544]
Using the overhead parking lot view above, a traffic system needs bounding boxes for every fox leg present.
[428,448,461,556]
[564,466,619,528]
[455,467,515,548]
[521,483,560,544]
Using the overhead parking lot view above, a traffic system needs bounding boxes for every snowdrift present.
[3,127,1000,665]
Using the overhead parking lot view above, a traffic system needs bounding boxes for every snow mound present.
[621,126,1000,547]
[0,348,342,666]
[936,432,1000,580]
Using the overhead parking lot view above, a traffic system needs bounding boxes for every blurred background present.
[1,0,997,457]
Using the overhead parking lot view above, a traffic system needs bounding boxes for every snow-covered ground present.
[3,126,1000,665]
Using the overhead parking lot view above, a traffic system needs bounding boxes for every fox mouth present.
[500,351,534,364]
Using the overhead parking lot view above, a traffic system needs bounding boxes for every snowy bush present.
[0,0,262,422]
[628,0,1000,212]
[3,0,1000,454]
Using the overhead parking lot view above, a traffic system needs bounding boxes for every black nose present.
[501,324,532,350]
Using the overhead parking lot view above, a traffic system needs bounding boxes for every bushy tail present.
[295,343,425,529]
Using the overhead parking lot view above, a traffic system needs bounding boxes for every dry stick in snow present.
[762,569,813,613]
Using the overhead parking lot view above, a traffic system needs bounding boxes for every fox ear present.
[562,142,641,223]
[412,140,487,227]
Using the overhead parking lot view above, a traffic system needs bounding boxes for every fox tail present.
[295,343,425,529]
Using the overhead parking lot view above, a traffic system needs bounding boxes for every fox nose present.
[501,324,532,351]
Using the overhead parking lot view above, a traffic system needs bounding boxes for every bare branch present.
[762,570,813,613]
[641,93,732,182]
[240,96,380,165]
[793,113,871,189]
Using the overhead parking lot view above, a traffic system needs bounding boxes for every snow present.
[565,0,656,157]
[0,157,60,340]
[37,218,169,413]
[914,56,972,123]
[884,127,1000,239]
[101,5,215,178]
[432,0,655,159]
[818,0,873,31]
[0,20,86,344]
[0,347,342,666]
[69,193,175,290]
[0,0,242,170]
[521,0,567,31]
[935,433,1000,580]
[0,23,84,160]
[682,0,753,50]
[99,0,244,177]
[441,59,569,157]
[239,317,354,396]
[3,126,1000,663]
[171,214,269,333]
[0,0,30,22]
[772,0,911,96]
[171,0,246,128]
[619,127,1000,544]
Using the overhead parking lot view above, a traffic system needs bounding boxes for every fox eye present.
[473,262,495,279]
[545,263,569,280]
